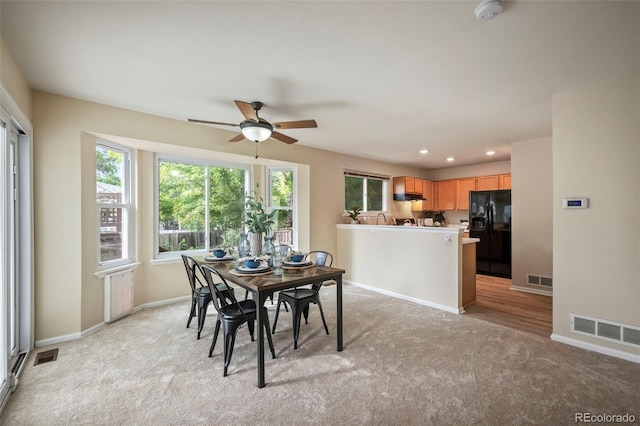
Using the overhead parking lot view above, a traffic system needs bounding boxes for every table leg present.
[337,275,343,352]
[256,290,266,388]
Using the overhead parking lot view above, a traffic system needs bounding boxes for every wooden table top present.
[199,259,345,294]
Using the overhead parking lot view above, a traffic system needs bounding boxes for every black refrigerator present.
[469,190,512,278]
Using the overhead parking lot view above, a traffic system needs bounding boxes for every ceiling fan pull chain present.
[255,142,259,159]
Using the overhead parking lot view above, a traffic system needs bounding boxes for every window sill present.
[150,257,182,266]
[94,262,141,279]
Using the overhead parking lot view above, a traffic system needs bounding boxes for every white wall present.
[511,137,553,292]
[337,225,463,313]
[552,74,639,358]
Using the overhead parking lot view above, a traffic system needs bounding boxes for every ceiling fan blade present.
[234,100,259,123]
[272,119,318,130]
[229,133,245,142]
[188,118,238,127]
[271,131,298,144]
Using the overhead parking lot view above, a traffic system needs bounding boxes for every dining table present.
[199,257,346,388]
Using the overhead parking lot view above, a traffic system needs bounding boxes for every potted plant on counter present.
[347,205,362,224]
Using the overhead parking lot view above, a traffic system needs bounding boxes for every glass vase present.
[238,233,250,258]
[263,236,275,266]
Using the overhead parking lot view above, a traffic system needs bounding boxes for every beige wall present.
[32,91,433,341]
[0,36,32,120]
[511,137,553,291]
[552,74,639,357]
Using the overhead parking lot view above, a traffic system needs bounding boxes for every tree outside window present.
[344,172,388,212]
[268,168,294,246]
[157,159,247,253]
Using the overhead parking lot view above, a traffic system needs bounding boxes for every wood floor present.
[463,274,553,338]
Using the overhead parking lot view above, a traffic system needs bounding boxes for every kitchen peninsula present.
[336,224,478,313]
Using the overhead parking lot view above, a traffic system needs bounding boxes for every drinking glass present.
[273,254,283,276]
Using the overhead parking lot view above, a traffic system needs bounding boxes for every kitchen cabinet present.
[435,179,456,211]
[456,177,476,211]
[462,241,477,307]
[414,178,423,195]
[499,174,511,189]
[411,179,435,211]
[394,176,421,195]
[476,175,499,191]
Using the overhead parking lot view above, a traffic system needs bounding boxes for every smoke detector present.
[475,0,503,21]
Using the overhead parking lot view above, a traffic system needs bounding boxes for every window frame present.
[96,140,135,270]
[154,154,251,259]
[343,170,390,213]
[266,166,297,248]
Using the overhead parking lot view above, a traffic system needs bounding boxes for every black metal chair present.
[272,250,332,349]
[181,255,235,340]
[199,264,276,377]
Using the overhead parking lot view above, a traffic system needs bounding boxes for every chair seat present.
[279,288,316,300]
[219,299,257,319]
[194,286,211,295]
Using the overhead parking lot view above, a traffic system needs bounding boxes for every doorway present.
[0,103,33,413]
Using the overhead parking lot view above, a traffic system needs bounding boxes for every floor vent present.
[571,314,640,348]
[527,273,553,288]
[33,348,59,366]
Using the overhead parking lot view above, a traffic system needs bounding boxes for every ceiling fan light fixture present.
[240,120,273,142]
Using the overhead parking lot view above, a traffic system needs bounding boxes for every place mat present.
[229,268,273,277]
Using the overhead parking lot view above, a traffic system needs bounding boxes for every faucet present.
[376,212,387,225]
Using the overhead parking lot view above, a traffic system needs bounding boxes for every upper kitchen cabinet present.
[456,177,476,211]
[411,179,435,212]
[476,174,511,190]
[394,176,421,195]
[435,179,456,211]
[476,175,499,190]
[499,174,511,189]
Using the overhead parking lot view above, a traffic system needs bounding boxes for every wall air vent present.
[571,314,640,348]
[527,274,552,287]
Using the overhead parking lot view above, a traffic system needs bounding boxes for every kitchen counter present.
[336,224,478,313]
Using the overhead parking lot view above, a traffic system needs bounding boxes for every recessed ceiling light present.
[486,150,495,156]
[446,157,455,162]
[419,149,429,155]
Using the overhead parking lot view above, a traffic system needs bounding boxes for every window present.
[156,157,249,256]
[344,170,389,212]
[96,141,134,267]
[267,167,295,247]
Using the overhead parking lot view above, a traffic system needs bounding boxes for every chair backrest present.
[198,264,245,315]
[181,254,203,292]
[306,251,333,291]
[306,250,333,267]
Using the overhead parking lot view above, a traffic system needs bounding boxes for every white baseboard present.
[35,332,82,348]
[511,284,552,297]
[550,333,640,364]
[346,280,463,314]
[34,296,191,348]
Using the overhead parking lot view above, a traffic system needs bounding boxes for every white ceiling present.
[1,1,638,169]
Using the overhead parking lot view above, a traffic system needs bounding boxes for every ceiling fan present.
[188,100,318,144]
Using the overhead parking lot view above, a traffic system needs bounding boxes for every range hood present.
[393,193,425,201]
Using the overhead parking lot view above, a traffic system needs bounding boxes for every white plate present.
[283,260,313,267]
[203,255,232,262]
[236,262,269,273]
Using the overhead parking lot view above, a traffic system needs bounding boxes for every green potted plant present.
[243,183,277,256]
[347,205,362,224]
